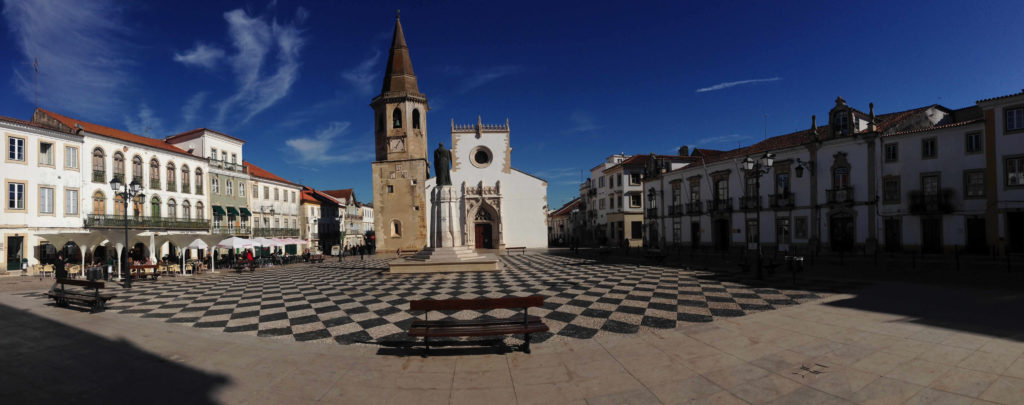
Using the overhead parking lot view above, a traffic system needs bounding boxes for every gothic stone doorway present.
[475,224,493,249]
[471,202,499,250]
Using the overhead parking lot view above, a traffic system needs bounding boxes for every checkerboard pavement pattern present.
[23,254,869,345]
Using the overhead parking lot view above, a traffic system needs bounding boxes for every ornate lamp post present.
[741,152,774,280]
[110,176,144,288]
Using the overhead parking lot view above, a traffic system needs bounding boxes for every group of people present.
[338,245,370,261]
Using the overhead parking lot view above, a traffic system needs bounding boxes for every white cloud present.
[535,167,581,181]
[123,104,164,137]
[460,65,521,92]
[341,51,381,95]
[696,134,751,147]
[173,43,225,69]
[180,91,208,128]
[567,111,601,134]
[285,121,374,164]
[211,8,306,126]
[696,77,781,93]
[3,0,131,119]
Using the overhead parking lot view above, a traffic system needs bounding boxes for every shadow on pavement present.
[824,283,1024,340]
[375,338,515,357]
[0,303,230,404]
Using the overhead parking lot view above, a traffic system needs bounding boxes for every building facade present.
[166,128,250,237]
[244,161,301,239]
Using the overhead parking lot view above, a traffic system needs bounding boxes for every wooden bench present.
[396,249,417,257]
[407,296,549,354]
[309,254,324,263]
[46,278,117,313]
[505,246,526,256]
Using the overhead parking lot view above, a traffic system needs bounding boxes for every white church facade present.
[423,118,548,250]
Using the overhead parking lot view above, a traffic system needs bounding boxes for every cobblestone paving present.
[23,254,869,345]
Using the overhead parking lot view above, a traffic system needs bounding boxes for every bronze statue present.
[434,142,452,186]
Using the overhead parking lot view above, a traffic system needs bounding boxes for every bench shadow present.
[0,303,230,404]
[823,283,1024,341]
[375,338,514,357]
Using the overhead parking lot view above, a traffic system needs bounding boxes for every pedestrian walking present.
[359,245,365,260]
[54,252,67,279]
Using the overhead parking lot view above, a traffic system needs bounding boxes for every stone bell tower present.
[371,12,429,252]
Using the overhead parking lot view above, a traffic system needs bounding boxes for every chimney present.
[868,102,876,132]
[679,145,689,156]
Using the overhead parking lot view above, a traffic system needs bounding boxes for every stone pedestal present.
[389,185,500,273]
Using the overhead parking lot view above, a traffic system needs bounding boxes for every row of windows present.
[883,132,983,163]
[595,173,643,190]
[7,136,79,169]
[90,148,204,194]
[88,191,205,220]
[209,148,238,163]
[6,183,78,216]
[882,171,987,203]
[251,184,297,202]
[210,177,245,197]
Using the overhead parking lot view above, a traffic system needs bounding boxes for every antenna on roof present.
[33,58,39,110]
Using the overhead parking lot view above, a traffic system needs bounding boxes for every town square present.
[2,1,1024,404]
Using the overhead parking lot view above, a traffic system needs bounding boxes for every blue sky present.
[2,1,1023,209]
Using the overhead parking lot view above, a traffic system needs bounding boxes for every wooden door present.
[475,224,485,248]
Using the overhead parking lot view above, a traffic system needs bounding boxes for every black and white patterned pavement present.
[25,254,869,345]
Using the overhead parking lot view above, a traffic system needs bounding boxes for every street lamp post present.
[110,177,144,288]
[741,152,774,280]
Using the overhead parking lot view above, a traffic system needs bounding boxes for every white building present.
[423,118,548,249]
[2,115,84,270]
[361,203,374,240]
[244,161,302,243]
[166,128,251,237]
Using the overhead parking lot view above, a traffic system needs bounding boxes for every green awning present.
[212,206,226,215]
[226,207,240,216]
[239,207,252,217]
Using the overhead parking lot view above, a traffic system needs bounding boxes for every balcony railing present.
[85,214,209,230]
[645,208,658,218]
[685,201,703,215]
[92,170,105,183]
[181,184,191,194]
[213,226,250,235]
[826,186,854,204]
[132,176,143,185]
[770,192,795,209]
[909,189,955,214]
[208,158,248,173]
[707,198,733,213]
[739,195,762,211]
[166,181,176,192]
[668,204,684,216]
[253,227,300,237]
[195,185,203,195]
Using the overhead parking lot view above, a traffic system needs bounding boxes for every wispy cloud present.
[461,65,521,92]
[566,111,601,134]
[3,0,131,119]
[173,43,225,69]
[180,91,208,129]
[285,121,374,165]
[200,7,307,126]
[695,134,751,147]
[123,104,164,137]
[696,77,781,93]
[535,167,581,182]
[341,50,382,95]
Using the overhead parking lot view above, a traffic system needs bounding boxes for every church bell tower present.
[370,12,429,252]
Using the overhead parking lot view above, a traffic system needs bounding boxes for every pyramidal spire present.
[380,11,420,95]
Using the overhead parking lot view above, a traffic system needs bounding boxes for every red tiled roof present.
[977,89,1024,104]
[165,127,245,144]
[322,189,354,201]
[0,115,79,135]
[549,198,580,217]
[243,161,299,186]
[35,108,195,157]
[883,119,984,138]
[872,105,936,133]
[691,148,726,158]
[602,154,697,173]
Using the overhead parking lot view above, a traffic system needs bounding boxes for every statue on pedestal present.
[434,142,452,186]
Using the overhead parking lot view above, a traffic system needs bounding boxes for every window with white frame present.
[226,180,233,196]
[965,132,983,154]
[630,193,641,207]
[965,170,985,198]
[39,186,54,214]
[239,181,245,197]
[1006,107,1024,132]
[212,177,219,193]
[715,179,728,200]
[776,217,791,243]
[8,136,25,161]
[1006,156,1024,186]
[8,182,25,210]
[65,146,78,169]
[629,173,641,185]
[39,142,54,166]
[65,189,78,215]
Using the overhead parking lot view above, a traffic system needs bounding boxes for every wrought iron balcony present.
[181,184,191,194]
[706,198,733,213]
[195,185,203,195]
[826,186,854,204]
[909,189,955,214]
[685,201,703,215]
[85,214,209,230]
[770,192,795,209]
[739,195,762,211]
[253,227,300,237]
[92,170,105,183]
[668,204,684,216]
[166,181,176,192]
[208,158,248,173]
[132,176,143,185]
[213,226,250,235]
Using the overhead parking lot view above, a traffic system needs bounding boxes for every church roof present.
[379,14,421,97]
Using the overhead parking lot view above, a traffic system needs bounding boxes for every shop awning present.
[239,207,252,217]
[212,206,226,215]
[226,207,240,216]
